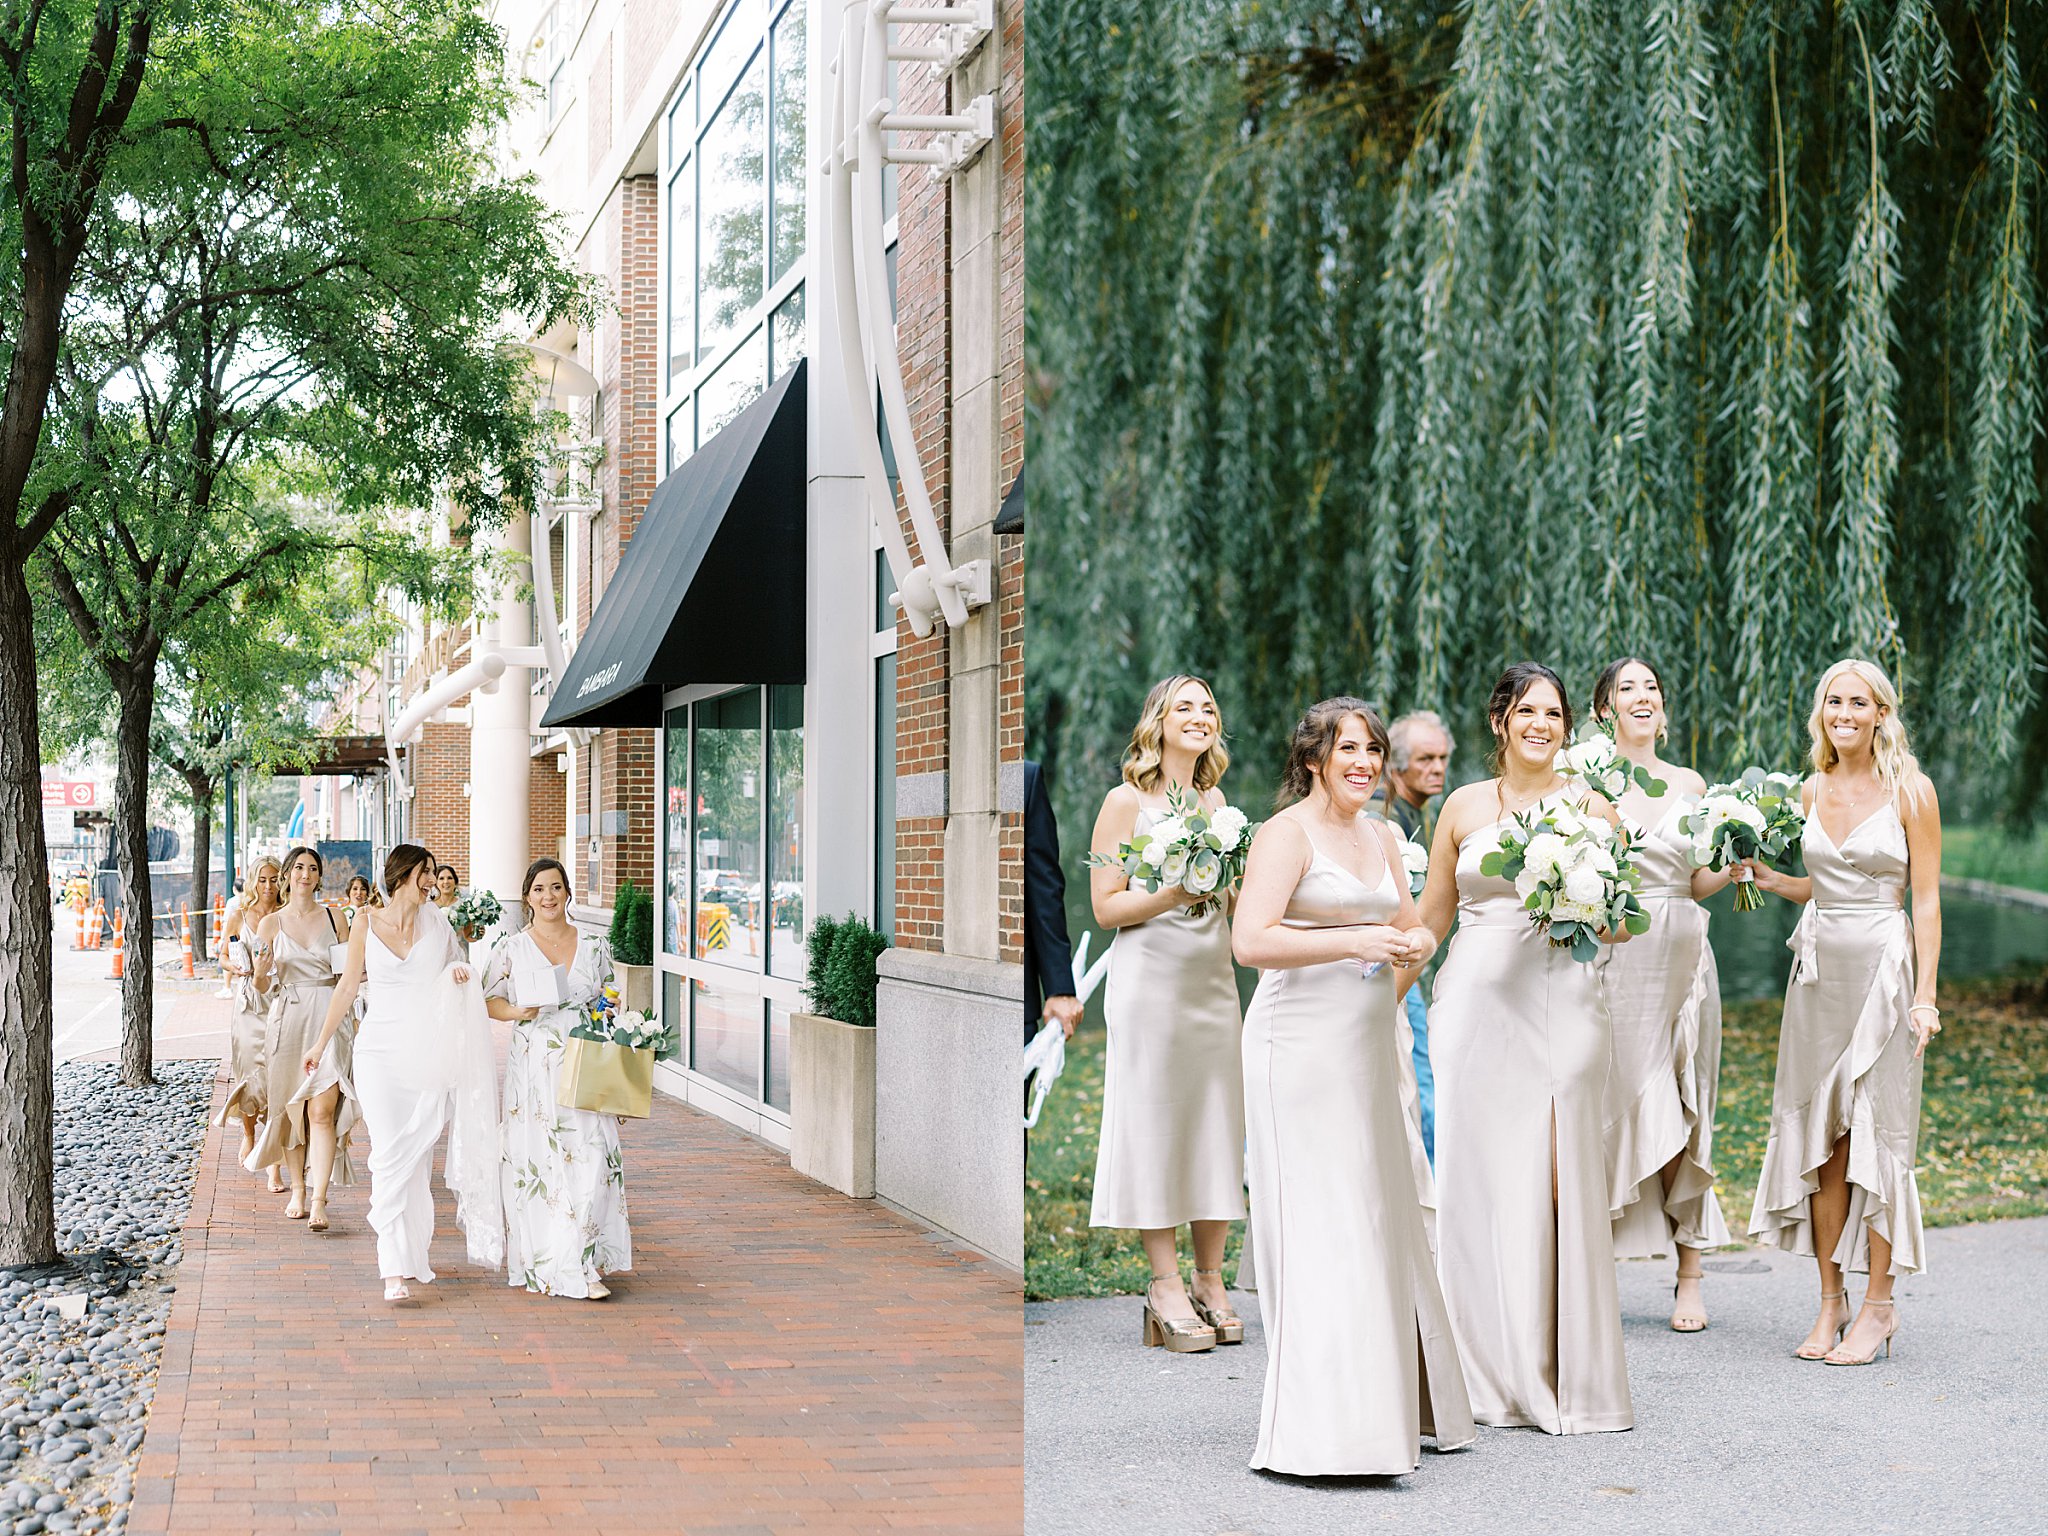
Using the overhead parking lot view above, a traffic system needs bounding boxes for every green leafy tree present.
[1029,0,2048,857]
[0,0,161,1267]
[149,527,400,959]
[37,0,589,1085]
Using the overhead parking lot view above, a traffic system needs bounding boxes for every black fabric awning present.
[541,360,807,729]
[994,462,1024,534]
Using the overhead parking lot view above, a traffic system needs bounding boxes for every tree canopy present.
[1028,0,2048,828]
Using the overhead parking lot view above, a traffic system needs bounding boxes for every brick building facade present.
[322,0,1024,1265]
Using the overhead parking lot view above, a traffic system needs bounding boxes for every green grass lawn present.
[1944,823,2048,895]
[1024,969,2048,1301]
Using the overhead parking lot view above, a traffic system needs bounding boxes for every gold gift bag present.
[557,1036,655,1118]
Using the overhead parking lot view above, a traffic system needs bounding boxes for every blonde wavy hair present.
[1121,674,1229,794]
[1807,658,1924,812]
[240,856,283,909]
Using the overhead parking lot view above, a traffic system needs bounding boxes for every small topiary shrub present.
[804,912,889,1028]
[609,879,653,967]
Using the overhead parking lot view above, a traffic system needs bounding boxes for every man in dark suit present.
[1023,760,1082,1042]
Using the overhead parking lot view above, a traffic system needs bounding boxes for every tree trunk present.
[0,557,56,1264]
[111,666,158,1087]
[187,774,214,962]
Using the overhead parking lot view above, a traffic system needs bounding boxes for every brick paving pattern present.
[131,1060,1022,1534]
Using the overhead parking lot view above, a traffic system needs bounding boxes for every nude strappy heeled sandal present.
[1793,1291,1849,1360]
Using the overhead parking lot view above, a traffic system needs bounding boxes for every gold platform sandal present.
[1188,1269,1243,1345]
[1141,1277,1216,1353]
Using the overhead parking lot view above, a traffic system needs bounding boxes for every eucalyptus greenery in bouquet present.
[1087,784,1256,916]
[1481,804,1650,961]
[449,889,502,932]
[1680,768,1806,911]
[1556,721,1667,803]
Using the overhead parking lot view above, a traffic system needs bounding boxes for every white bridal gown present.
[483,930,632,1298]
[354,902,503,1282]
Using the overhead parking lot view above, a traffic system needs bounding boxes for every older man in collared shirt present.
[1384,710,1453,1165]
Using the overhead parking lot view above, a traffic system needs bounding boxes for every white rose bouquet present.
[1480,806,1649,961]
[1088,786,1256,917]
[1555,724,1667,804]
[1679,768,1805,912]
[449,889,502,934]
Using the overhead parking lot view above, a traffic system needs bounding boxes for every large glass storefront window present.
[693,690,762,965]
[690,971,761,1099]
[659,683,806,1116]
[767,683,805,980]
[663,705,690,957]
[662,0,808,477]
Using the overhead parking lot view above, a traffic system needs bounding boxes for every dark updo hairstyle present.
[1486,662,1573,775]
[281,844,323,890]
[1277,696,1390,807]
[1591,655,1669,729]
[520,857,572,921]
[383,843,434,899]
[344,874,372,900]
[435,863,459,881]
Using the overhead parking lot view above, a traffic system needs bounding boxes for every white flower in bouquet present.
[1209,805,1250,848]
[1086,785,1258,916]
[1481,807,1649,961]
[1555,724,1668,803]
[1144,816,1188,854]
[1185,847,1223,894]
[1399,836,1429,896]
[1562,860,1608,907]
[1522,831,1569,879]
[1681,770,1805,912]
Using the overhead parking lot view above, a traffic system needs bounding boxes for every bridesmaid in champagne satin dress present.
[1416,664,1633,1435]
[1089,676,1246,1352]
[1747,658,1942,1367]
[1234,699,1473,1475]
[1588,659,1733,1333]
[217,858,283,1189]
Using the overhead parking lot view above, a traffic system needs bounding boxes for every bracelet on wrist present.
[1909,1004,1940,1019]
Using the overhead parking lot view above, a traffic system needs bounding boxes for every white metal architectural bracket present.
[384,504,584,798]
[829,0,997,638]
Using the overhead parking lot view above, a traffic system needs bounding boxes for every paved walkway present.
[1024,1220,2048,1534]
[108,983,1020,1534]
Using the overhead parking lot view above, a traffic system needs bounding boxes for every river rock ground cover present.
[0,1060,212,1534]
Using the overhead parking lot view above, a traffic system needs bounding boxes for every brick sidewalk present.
[131,1060,1022,1534]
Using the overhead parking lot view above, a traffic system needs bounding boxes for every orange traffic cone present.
[107,908,125,980]
[210,894,224,959]
[178,903,195,979]
[87,898,104,950]
[72,899,86,951]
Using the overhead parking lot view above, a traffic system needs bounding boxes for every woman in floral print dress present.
[482,858,632,1299]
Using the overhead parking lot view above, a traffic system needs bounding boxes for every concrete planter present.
[789,1012,876,1198]
[615,961,655,1014]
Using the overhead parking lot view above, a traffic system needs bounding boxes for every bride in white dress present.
[481,858,632,1300]
[304,844,503,1302]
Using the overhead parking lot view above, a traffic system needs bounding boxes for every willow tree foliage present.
[1028,0,2048,833]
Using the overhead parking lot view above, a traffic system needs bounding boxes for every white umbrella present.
[1024,931,1112,1129]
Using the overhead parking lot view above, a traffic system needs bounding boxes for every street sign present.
[41,781,96,810]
